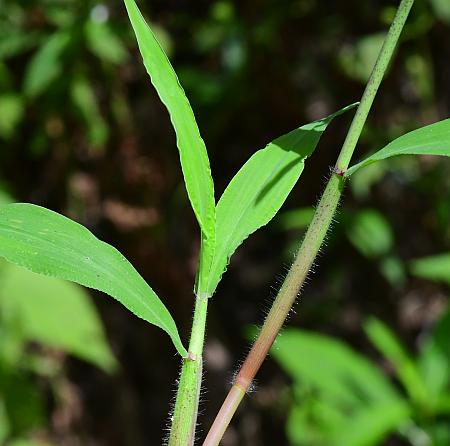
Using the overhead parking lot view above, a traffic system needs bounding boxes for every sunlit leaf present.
[0,262,117,372]
[0,203,187,357]
[346,119,450,176]
[23,32,70,97]
[205,104,357,295]
[123,0,216,245]
[410,253,450,286]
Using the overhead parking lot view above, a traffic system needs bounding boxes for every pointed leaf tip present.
[0,203,187,357]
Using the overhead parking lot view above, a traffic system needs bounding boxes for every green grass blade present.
[205,104,357,295]
[364,317,428,406]
[124,0,215,242]
[0,203,187,357]
[346,118,450,176]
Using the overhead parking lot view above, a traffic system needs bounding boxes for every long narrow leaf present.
[124,0,215,243]
[364,317,428,406]
[346,119,450,176]
[205,104,357,295]
[0,203,187,357]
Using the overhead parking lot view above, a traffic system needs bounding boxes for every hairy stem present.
[169,291,209,446]
[203,1,414,444]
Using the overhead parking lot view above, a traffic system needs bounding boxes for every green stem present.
[169,292,209,446]
[203,1,414,445]
[336,0,414,171]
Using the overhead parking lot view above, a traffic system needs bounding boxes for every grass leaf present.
[205,104,357,295]
[0,203,187,357]
[346,119,450,176]
[124,0,215,243]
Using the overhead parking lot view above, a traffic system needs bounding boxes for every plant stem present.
[202,1,414,445]
[169,292,209,446]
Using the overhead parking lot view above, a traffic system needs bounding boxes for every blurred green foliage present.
[0,196,116,445]
[0,258,116,445]
[0,0,449,444]
[272,308,450,446]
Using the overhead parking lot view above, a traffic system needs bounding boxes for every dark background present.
[0,0,449,445]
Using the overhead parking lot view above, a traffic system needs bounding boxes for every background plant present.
[0,1,449,445]
[272,307,450,446]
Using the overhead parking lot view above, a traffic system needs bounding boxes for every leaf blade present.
[124,0,215,241]
[0,203,187,357]
[346,119,450,176]
[410,253,450,286]
[205,104,357,295]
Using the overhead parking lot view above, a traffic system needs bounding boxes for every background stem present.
[203,1,414,444]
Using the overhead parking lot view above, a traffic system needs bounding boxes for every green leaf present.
[0,94,24,139]
[0,262,117,372]
[418,308,450,400]
[0,28,42,60]
[23,31,70,97]
[0,369,45,438]
[205,104,358,295]
[70,76,108,149]
[0,203,187,357]
[85,20,128,65]
[272,328,400,405]
[0,399,9,444]
[276,207,314,231]
[339,32,386,83]
[430,0,450,23]
[346,209,394,258]
[329,401,410,446]
[410,253,450,286]
[364,317,428,406]
[123,0,215,243]
[272,328,409,446]
[346,119,450,176]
